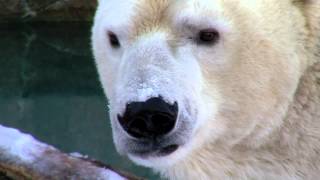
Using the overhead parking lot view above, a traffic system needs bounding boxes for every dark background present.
[0,0,96,22]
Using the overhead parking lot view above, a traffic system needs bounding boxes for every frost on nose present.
[115,32,181,112]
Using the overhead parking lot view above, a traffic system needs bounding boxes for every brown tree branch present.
[0,125,144,180]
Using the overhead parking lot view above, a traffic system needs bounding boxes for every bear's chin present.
[127,143,193,169]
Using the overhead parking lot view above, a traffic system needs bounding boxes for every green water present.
[0,23,159,179]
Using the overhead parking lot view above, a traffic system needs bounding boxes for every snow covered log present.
[0,125,143,180]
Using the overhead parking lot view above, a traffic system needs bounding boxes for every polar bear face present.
[92,0,305,169]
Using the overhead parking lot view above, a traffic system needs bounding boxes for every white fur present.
[173,0,230,34]
[93,0,222,165]
[92,0,320,179]
[92,0,137,97]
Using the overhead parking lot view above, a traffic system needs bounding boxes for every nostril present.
[127,116,148,138]
[151,113,175,135]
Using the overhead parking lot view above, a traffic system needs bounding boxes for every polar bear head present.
[92,0,308,169]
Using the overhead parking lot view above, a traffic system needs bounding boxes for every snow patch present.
[100,169,127,180]
[69,152,89,159]
[0,125,45,163]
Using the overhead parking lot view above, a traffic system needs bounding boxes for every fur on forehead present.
[132,0,171,38]
[131,0,225,39]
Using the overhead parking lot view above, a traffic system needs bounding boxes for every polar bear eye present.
[198,29,220,45]
[107,31,121,48]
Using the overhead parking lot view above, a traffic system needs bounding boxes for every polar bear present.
[91,0,320,179]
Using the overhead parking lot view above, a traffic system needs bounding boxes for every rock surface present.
[0,0,97,22]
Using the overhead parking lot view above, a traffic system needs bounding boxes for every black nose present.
[118,97,178,139]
